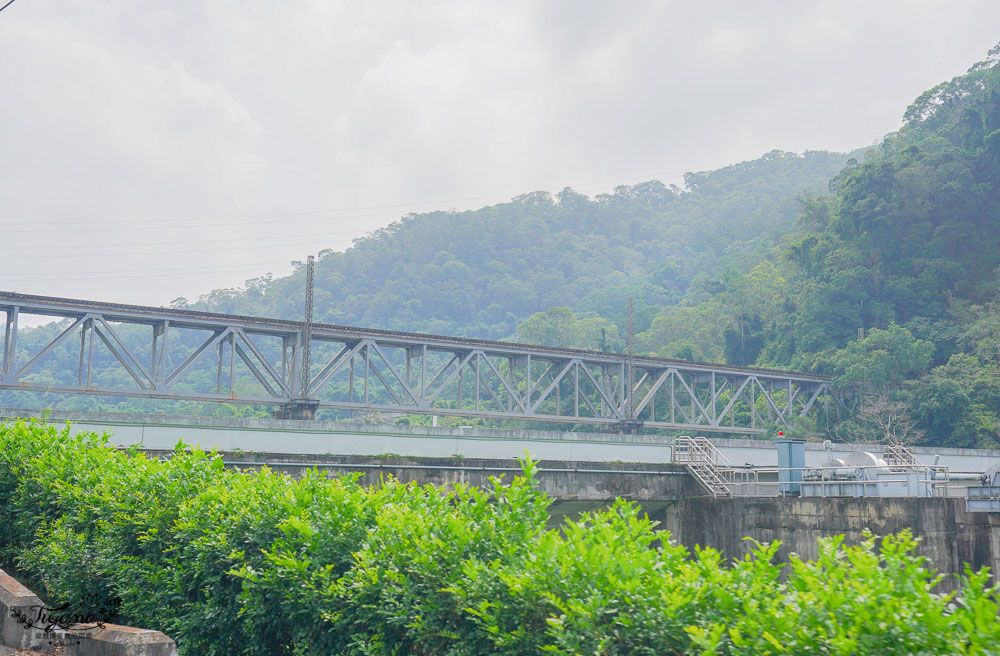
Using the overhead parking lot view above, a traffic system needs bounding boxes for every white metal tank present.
[843,451,891,479]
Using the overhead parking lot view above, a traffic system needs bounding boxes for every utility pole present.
[275,255,320,420]
[626,296,635,421]
[301,255,315,399]
[617,297,643,434]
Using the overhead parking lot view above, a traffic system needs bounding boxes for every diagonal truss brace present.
[0,292,842,434]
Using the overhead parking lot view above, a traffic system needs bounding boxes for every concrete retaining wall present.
[0,569,50,651]
[658,496,1000,590]
[162,450,701,526]
[182,450,696,497]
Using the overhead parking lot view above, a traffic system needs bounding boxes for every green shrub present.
[1,418,998,655]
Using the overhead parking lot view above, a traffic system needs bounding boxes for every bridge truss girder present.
[0,292,840,434]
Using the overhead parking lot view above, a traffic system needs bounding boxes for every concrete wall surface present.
[0,569,177,655]
[660,496,1000,591]
[207,452,698,499]
[0,569,49,651]
[4,408,1000,474]
[1,408,675,464]
[175,450,702,526]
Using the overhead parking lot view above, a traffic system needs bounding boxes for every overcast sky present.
[2,1,999,313]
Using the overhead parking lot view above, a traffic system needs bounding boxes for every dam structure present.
[4,407,1000,591]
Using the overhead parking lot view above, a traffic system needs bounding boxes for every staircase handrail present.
[674,435,733,497]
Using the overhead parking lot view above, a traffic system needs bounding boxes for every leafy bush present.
[1,418,999,655]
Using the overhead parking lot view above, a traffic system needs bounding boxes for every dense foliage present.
[631,46,1000,447]
[772,48,1000,363]
[2,419,1000,655]
[190,150,849,340]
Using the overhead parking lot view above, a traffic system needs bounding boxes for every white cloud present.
[707,27,754,55]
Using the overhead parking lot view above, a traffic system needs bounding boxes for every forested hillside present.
[635,45,1000,448]
[0,149,850,420]
[188,149,851,341]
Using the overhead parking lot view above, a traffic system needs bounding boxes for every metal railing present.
[883,444,920,471]
[721,464,958,498]
[671,437,975,499]
[673,436,734,497]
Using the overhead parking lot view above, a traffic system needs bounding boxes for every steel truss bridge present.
[1,292,841,434]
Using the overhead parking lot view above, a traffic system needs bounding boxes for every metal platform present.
[967,485,1000,512]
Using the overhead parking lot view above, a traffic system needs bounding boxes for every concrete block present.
[65,624,177,656]
[0,569,55,652]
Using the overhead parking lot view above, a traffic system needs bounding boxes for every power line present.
[3,260,291,279]
[6,227,366,252]
[1,246,298,260]
[0,207,416,234]
[0,193,527,230]
[0,0,17,14]
[0,138,877,232]
[0,233,361,259]
[0,270,277,284]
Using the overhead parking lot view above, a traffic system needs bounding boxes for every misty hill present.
[680,44,1000,372]
[187,149,852,341]
[631,45,1000,448]
[2,148,852,422]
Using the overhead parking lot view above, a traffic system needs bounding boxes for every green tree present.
[831,324,933,392]
[514,308,623,351]
[910,353,1000,448]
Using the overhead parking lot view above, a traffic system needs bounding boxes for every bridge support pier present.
[273,399,320,420]
[614,420,645,434]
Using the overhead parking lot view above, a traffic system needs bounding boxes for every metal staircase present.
[673,436,733,497]
[884,444,919,472]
